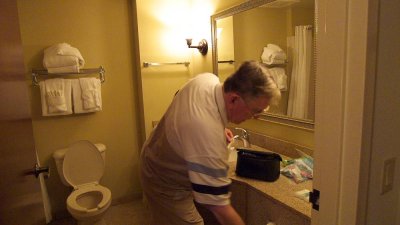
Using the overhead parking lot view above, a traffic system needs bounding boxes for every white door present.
[0,1,47,224]
[312,0,394,224]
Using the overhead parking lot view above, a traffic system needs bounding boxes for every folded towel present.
[44,78,66,113]
[72,78,102,113]
[267,67,288,91]
[261,44,287,65]
[39,79,72,116]
[44,55,80,69]
[47,65,80,74]
[43,43,85,73]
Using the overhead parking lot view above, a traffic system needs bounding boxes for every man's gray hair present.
[223,60,281,105]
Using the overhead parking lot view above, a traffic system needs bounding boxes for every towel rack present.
[218,60,235,64]
[31,66,105,86]
[143,61,190,68]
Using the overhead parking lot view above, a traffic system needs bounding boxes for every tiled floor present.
[49,199,151,225]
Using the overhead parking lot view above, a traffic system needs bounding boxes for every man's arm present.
[204,204,245,225]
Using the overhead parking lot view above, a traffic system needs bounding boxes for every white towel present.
[72,78,102,113]
[261,44,287,65]
[39,79,72,116]
[267,43,283,52]
[47,65,80,74]
[44,78,66,113]
[268,68,288,91]
[43,43,85,73]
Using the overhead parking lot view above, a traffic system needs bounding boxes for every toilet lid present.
[63,140,104,187]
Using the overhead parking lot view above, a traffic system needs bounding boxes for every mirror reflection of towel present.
[267,67,287,91]
[261,44,287,65]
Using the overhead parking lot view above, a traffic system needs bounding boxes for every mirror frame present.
[211,0,315,131]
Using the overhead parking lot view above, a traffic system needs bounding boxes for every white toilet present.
[53,140,112,225]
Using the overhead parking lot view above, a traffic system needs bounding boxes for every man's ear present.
[227,92,240,104]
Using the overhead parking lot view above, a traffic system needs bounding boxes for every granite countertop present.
[228,145,312,219]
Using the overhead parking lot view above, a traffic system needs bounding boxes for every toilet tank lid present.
[53,143,106,160]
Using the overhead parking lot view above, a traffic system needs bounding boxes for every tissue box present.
[235,148,282,182]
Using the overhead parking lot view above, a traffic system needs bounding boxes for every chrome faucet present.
[233,128,250,148]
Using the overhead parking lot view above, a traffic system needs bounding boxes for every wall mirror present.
[211,0,315,130]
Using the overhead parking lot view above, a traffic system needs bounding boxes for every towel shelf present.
[31,66,105,86]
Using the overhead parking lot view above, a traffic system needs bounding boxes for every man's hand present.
[225,128,234,143]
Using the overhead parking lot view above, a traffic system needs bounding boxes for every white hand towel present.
[39,79,72,116]
[44,78,67,113]
[72,78,102,113]
[268,67,288,91]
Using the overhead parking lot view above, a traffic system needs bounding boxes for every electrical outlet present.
[381,157,396,195]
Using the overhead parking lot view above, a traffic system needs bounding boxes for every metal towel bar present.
[218,60,235,64]
[31,66,105,86]
[143,61,190,68]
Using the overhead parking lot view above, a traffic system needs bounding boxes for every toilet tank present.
[53,143,106,186]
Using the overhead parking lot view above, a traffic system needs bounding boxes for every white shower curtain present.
[287,25,313,119]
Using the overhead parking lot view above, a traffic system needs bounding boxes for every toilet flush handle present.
[24,163,50,178]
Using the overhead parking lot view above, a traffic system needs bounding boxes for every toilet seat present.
[67,184,111,213]
[63,140,105,189]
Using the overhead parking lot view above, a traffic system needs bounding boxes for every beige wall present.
[136,0,195,137]
[17,0,142,216]
[136,0,244,137]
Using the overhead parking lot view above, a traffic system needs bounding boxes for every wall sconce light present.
[185,38,208,55]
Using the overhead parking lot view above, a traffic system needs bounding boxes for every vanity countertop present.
[228,145,312,219]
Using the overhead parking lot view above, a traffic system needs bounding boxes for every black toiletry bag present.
[235,148,282,182]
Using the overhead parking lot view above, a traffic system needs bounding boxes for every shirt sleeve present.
[186,156,231,205]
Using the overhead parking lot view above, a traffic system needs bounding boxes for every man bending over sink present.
[140,60,281,225]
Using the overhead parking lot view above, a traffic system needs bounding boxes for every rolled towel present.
[267,43,283,52]
[56,44,85,67]
[261,44,287,65]
[43,43,85,73]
